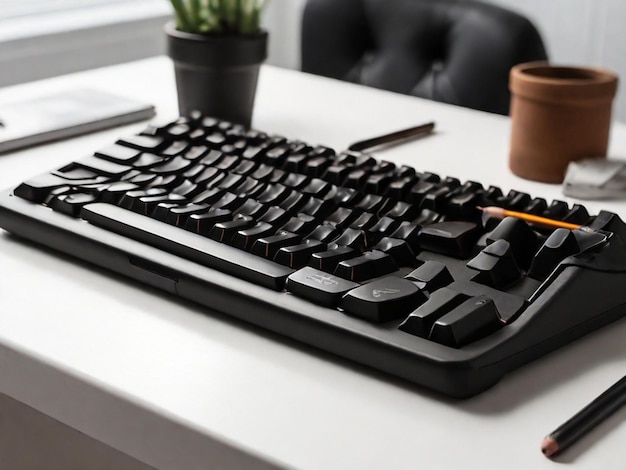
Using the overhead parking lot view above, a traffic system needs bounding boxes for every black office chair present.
[301,0,548,115]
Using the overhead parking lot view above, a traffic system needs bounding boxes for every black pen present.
[347,121,435,151]
[541,375,626,458]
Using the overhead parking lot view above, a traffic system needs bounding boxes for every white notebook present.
[0,88,155,154]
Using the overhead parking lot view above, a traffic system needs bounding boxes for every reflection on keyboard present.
[2,114,626,398]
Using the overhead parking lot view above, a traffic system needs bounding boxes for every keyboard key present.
[405,261,453,291]
[334,250,397,282]
[251,231,301,259]
[286,267,358,307]
[151,156,195,175]
[308,223,341,243]
[446,280,527,324]
[429,296,503,347]
[528,228,580,281]
[418,221,480,259]
[185,209,232,235]
[466,240,521,289]
[274,239,327,268]
[116,134,165,152]
[132,153,167,169]
[72,156,133,177]
[95,144,141,163]
[486,217,539,269]
[48,192,99,216]
[280,214,317,235]
[231,222,275,250]
[209,215,255,243]
[373,237,417,267]
[398,288,468,338]
[332,228,368,250]
[309,245,358,272]
[163,203,210,227]
[341,277,427,322]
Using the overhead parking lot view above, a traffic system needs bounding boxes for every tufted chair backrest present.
[301,0,548,115]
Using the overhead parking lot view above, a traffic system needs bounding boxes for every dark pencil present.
[541,375,626,458]
[347,122,435,151]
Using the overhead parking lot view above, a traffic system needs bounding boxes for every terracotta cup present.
[509,62,618,183]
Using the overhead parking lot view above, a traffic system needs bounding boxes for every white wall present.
[486,0,626,121]
[263,0,626,122]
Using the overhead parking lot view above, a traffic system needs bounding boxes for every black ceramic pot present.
[165,22,268,127]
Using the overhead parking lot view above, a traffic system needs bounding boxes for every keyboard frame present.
[3,189,626,398]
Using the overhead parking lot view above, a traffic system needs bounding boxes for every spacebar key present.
[81,203,294,290]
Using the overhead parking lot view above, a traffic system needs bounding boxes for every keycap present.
[163,203,210,227]
[273,239,326,268]
[231,222,275,250]
[418,221,480,258]
[561,204,590,225]
[251,231,301,259]
[216,173,246,191]
[340,277,427,322]
[95,144,141,163]
[280,214,317,235]
[260,206,290,227]
[398,288,468,338]
[528,228,580,281]
[117,134,165,152]
[48,192,99,216]
[151,156,195,175]
[72,157,133,177]
[486,217,539,269]
[445,280,527,324]
[171,179,200,198]
[307,224,341,243]
[389,222,421,251]
[185,209,232,235]
[99,182,140,204]
[309,245,358,272]
[209,215,255,243]
[286,267,359,307]
[543,200,569,219]
[278,191,308,213]
[497,190,530,210]
[334,250,397,282]
[429,296,503,347]
[405,261,453,291]
[373,237,417,267]
[466,239,522,289]
[81,203,293,290]
[132,153,167,169]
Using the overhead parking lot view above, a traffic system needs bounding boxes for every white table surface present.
[1,57,626,469]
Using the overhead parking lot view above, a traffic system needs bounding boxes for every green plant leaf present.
[170,0,267,34]
[171,0,192,31]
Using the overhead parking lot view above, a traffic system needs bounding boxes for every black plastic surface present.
[3,117,626,398]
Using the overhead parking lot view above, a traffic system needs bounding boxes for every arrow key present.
[340,277,427,322]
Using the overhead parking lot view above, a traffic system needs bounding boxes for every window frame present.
[0,0,173,86]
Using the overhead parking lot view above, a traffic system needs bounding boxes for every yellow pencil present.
[477,206,582,230]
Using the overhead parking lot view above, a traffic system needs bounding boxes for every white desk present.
[1,57,626,469]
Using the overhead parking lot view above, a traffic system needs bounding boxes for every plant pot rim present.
[165,21,268,68]
[165,21,268,42]
[510,61,618,104]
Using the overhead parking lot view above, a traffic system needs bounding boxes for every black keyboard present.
[2,114,626,398]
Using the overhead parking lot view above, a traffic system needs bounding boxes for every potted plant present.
[166,0,269,127]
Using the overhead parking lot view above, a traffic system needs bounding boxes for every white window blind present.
[0,0,172,85]
[0,0,133,20]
